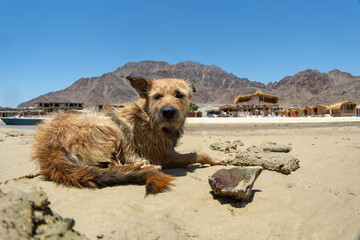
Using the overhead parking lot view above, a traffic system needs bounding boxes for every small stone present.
[232,140,244,146]
[260,143,292,153]
[97,234,104,239]
[286,182,296,188]
[208,167,263,201]
[209,142,237,152]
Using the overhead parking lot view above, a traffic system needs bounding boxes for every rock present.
[209,140,244,153]
[233,140,244,146]
[210,141,299,174]
[209,142,229,151]
[230,149,299,175]
[0,189,88,240]
[18,139,32,145]
[208,167,263,201]
[5,131,24,137]
[209,142,237,153]
[260,142,292,153]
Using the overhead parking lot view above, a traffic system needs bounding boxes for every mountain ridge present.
[18,61,360,108]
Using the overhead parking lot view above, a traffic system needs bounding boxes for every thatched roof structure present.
[219,105,238,111]
[330,101,357,110]
[205,107,220,113]
[313,104,328,109]
[312,104,330,115]
[234,91,280,105]
[330,101,357,111]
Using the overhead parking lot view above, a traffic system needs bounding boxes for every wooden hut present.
[312,105,330,116]
[274,106,287,116]
[234,91,280,117]
[206,107,220,117]
[186,111,202,117]
[288,108,302,117]
[302,106,313,117]
[330,101,357,117]
[219,104,238,117]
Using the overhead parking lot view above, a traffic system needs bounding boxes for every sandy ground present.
[1,118,360,240]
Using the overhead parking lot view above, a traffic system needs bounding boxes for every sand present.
[1,118,360,240]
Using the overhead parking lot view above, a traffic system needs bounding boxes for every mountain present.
[19,61,266,107]
[267,69,360,106]
[19,61,360,108]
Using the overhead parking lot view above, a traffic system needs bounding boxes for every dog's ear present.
[126,76,152,98]
[189,83,196,93]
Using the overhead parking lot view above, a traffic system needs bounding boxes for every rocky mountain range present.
[19,61,360,108]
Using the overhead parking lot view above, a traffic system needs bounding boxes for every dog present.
[32,77,224,194]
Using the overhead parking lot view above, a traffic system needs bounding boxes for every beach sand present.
[1,118,360,239]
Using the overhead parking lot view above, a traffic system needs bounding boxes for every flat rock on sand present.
[230,145,299,175]
[210,141,299,174]
[209,166,263,201]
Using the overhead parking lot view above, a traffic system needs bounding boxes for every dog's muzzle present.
[161,106,177,119]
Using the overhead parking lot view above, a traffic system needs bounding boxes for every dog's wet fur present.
[32,77,224,194]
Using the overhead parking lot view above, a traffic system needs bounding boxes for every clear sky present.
[1,0,360,107]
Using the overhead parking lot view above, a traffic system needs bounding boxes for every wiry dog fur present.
[32,77,223,194]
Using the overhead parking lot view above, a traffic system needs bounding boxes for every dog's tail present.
[34,150,174,194]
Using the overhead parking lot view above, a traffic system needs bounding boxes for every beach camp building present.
[33,102,84,113]
[302,106,313,117]
[219,104,238,117]
[205,107,220,117]
[0,108,19,118]
[312,105,330,116]
[95,104,124,111]
[234,91,280,117]
[273,106,287,116]
[330,101,357,117]
[287,108,302,117]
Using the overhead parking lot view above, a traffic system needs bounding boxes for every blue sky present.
[1,0,360,107]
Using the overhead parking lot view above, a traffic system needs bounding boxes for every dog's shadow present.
[162,164,209,177]
[209,189,262,208]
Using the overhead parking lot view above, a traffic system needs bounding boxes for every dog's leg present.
[161,151,226,169]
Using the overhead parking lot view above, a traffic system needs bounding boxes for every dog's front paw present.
[209,158,231,166]
[196,152,228,166]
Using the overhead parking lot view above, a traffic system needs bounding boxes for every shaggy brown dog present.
[32,77,223,194]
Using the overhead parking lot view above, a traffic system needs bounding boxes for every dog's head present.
[126,76,195,131]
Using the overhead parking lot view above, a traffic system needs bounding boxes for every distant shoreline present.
[185,116,360,126]
[1,116,359,131]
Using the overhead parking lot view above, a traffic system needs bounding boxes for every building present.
[0,108,19,118]
[330,101,357,117]
[33,102,84,113]
[234,91,281,117]
[312,105,330,116]
[95,104,125,111]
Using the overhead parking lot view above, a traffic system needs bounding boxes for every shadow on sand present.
[210,189,262,208]
[162,164,210,177]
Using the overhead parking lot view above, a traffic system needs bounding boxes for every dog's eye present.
[175,92,184,99]
[154,94,162,100]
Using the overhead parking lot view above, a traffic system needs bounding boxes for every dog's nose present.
[162,106,177,119]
